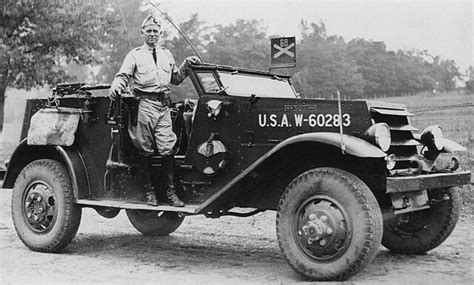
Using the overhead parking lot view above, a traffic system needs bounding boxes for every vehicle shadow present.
[67,231,283,265]
[64,226,448,281]
[63,229,298,281]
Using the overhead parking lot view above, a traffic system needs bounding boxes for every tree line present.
[1,0,472,131]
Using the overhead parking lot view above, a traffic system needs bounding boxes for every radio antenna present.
[336,89,346,154]
[118,5,133,50]
[146,0,205,62]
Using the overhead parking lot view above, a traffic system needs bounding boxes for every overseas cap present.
[141,14,161,29]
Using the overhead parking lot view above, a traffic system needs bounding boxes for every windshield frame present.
[216,71,297,98]
[188,63,297,98]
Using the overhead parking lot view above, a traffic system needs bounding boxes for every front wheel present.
[382,187,460,254]
[126,210,184,236]
[277,167,383,281]
[11,159,82,252]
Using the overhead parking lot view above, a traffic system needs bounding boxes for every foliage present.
[96,0,146,84]
[293,21,364,99]
[164,13,208,101]
[0,0,119,132]
[1,2,467,132]
[205,19,269,70]
[465,67,474,94]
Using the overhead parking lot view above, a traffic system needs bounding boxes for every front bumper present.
[386,171,471,194]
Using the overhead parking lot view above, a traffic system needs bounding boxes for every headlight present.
[385,154,397,170]
[420,125,443,151]
[365,123,391,152]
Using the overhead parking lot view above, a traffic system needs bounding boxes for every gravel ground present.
[0,188,473,284]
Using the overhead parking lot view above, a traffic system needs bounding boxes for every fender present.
[2,139,90,200]
[276,132,386,158]
[439,138,466,153]
[196,132,386,213]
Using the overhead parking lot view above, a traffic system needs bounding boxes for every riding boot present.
[139,156,158,206]
[162,155,184,207]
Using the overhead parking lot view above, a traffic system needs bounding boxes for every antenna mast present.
[146,0,205,62]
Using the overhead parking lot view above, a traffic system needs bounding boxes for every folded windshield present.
[218,71,296,98]
[190,69,295,98]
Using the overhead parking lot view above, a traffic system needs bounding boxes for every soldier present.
[109,14,200,207]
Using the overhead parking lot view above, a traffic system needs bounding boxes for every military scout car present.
[3,63,471,281]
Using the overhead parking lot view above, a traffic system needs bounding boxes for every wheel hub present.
[296,198,349,260]
[301,214,333,245]
[23,182,56,232]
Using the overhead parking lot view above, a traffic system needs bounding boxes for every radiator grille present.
[368,102,420,170]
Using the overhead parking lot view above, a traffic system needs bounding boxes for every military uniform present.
[110,14,199,207]
[112,44,188,156]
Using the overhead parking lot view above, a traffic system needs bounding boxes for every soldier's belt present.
[133,89,169,103]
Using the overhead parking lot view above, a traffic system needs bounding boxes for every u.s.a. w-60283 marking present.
[258,113,351,128]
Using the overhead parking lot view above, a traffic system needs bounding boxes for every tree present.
[96,0,146,84]
[293,21,364,99]
[0,0,118,132]
[165,13,208,101]
[205,19,269,70]
[430,59,461,92]
[465,66,474,94]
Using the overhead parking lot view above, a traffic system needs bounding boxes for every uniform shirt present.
[113,44,188,94]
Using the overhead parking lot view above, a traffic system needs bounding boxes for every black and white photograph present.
[0,0,472,283]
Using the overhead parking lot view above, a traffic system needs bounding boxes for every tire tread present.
[12,159,81,253]
[276,167,382,281]
[382,187,460,254]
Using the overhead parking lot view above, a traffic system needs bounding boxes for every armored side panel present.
[180,93,379,206]
[13,95,115,198]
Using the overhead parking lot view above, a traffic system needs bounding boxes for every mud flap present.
[27,107,81,146]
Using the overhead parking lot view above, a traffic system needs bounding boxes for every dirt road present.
[0,188,472,284]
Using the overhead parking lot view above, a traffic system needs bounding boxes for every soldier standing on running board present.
[109,14,201,207]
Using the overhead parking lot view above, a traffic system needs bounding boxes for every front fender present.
[439,138,467,153]
[196,132,385,213]
[2,139,90,200]
[272,132,386,158]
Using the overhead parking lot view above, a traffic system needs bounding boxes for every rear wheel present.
[277,167,383,281]
[11,159,82,252]
[95,207,121,219]
[126,210,184,236]
[382,187,460,254]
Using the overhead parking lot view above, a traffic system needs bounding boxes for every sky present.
[154,0,473,72]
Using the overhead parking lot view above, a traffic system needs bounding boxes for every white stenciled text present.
[258,113,351,128]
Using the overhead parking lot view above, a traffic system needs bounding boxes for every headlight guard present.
[420,125,444,151]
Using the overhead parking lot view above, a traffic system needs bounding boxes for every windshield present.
[198,71,296,98]
[216,71,297,98]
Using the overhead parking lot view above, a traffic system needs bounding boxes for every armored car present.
[3,63,471,281]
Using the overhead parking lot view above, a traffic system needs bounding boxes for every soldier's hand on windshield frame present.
[185,56,201,66]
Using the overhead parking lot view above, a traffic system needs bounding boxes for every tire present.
[95,207,121,219]
[382,187,460,254]
[11,159,82,252]
[126,210,184,236]
[276,167,383,281]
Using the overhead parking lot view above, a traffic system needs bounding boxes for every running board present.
[76,199,199,214]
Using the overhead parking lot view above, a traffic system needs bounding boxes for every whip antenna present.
[146,0,204,62]
[118,5,133,50]
[336,89,346,154]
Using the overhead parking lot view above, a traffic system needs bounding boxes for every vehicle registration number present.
[258,113,351,128]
